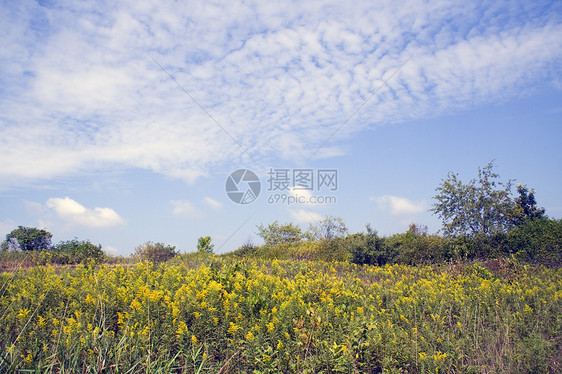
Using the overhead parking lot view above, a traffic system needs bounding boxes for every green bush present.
[135,241,177,263]
[256,221,305,246]
[231,239,350,263]
[348,228,392,266]
[0,240,104,267]
[444,233,508,262]
[231,241,259,258]
[507,218,562,266]
[314,237,351,262]
[253,242,295,260]
[230,242,258,257]
[54,239,105,264]
[197,236,215,253]
[387,231,450,265]
[289,240,323,261]
[229,219,562,267]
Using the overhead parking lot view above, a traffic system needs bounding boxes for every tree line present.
[2,161,561,266]
[1,227,104,265]
[236,162,561,266]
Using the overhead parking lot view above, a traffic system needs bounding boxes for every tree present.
[512,184,545,225]
[431,161,515,238]
[2,226,53,251]
[308,216,348,241]
[135,242,177,263]
[257,221,304,246]
[55,239,104,264]
[197,236,215,253]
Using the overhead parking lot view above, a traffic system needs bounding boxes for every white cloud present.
[288,187,313,201]
[290,209,323,224]
[203,197,223,210]
[171,200,201,218]
[374,195,428,216]
[0,0,560,187]
[46,197,124,227]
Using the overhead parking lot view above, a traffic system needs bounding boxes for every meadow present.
[0,256,560,373]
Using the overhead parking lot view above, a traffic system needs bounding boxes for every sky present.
[1,0,561,255]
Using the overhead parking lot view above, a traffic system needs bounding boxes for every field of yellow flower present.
[1,257,560,373]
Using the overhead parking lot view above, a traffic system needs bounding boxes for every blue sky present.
[1,0,561,255]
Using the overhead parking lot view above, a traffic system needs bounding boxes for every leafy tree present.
[135,241,177,263]
[2,226,53,251]
[512,184,545,225]
[308,216,348,241]
[197,236,215,253]
[431,161,515,238]
[55,239,104,264]
[257,221,304,247]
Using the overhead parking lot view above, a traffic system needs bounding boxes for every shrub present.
[54,239,104,264]
[231,241,259,258]
[257,221,305,246]
[135,241,177,263]
[314,237,351,262]
[446,234,506,262]
[290,240,323,261]
[307,216,348,241]
[507,218,562,266]
[197,236,215,253]
[348,226,392,266]
[388,230,450,265]
[253,242,294,260]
